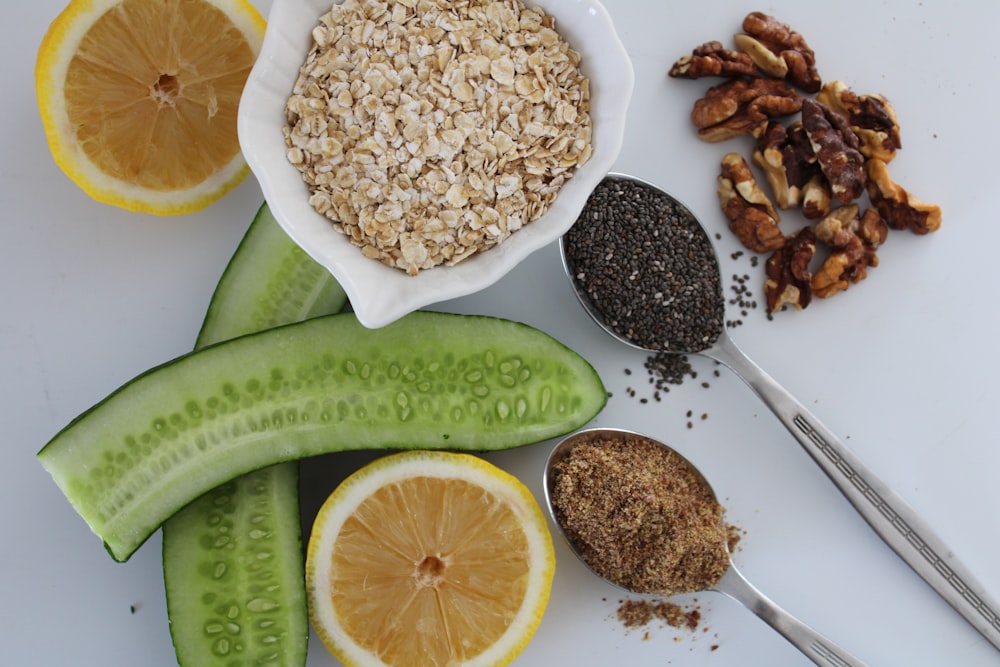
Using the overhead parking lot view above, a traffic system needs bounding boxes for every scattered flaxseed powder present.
[549,433,730,595]
[727,523,745,553]
[614,520,744,637]
[616,599,700,631]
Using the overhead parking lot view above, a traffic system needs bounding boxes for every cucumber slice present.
[195,202,348,348]
[165,463,305,666]
[38,311,606,562]
[163,202,346,667]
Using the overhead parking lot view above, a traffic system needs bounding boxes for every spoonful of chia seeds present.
[560,174,1000,652]
[544,427,870,666]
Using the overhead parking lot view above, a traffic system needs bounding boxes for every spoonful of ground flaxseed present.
[559,174,1000,652]
[543,427,869,667]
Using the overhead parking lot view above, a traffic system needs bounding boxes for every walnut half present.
[801,99,866,205]
[865,158,942,234]
[765,226,816,311]
[752,121,820,209]
[691,77,803,142]
[811,206,888,298]
[736,11,822,93]
[668,41,759,79]
[817,80,902,162]
[718,152,785,253]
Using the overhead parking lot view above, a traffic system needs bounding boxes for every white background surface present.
[3,1,998,666]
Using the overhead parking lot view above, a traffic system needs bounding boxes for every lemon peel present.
[35,0,265,215]
[306,450,556,667]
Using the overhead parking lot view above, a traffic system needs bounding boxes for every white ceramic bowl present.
[238,0,633,328]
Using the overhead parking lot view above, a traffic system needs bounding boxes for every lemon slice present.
[306,451,556,667]
[35,0,265,215]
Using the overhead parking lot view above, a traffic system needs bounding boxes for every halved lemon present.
[306,451,556,667]
[35,0,265,215]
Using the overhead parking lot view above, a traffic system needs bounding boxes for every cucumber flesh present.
[38,311,607,562]
[163,203,346,667]
[195,202,347,348]
[165,463,305,666]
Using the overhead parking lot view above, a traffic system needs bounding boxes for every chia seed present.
[563,176,725,353]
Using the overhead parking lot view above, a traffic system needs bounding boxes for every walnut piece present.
[801,173,833,220]
[817,81,901,162]
[811,206,888,298]
[284,0,592,275]
[668,41,759,79]
[865,158,942,234]
[691,77,802,142]
[752,121,821,209]
[737,12,821,93]
[718,152,785,253]
[765,226,816,311]
[801,99,866,205]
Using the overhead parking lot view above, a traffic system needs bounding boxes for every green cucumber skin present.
[164,202,344,667]
[165,463,307,667]
[38,311,607,562]
[195,202,348,348]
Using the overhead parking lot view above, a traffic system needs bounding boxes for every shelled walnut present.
[800,174,832,220]
[801,99,866,205]
[668,41,759,79]
[752,121,820,209]
[817,81,901,162]
[735,11,821,93]
[669,11,942,315]
[811,206,888,298]
[691,77,802,142]
[865,158,942,235]
[718,152,785,253]
[765,227,816,311]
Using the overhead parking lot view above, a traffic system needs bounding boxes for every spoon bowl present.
[558,174,1000,652]
[543,427,868,666]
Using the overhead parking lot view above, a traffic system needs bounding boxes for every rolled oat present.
[284,0,592,275]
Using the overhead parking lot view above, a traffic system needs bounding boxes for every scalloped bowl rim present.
[238,0,634,328]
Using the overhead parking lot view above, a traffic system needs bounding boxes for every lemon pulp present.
[306,451,555,667]
[36,0,265,214]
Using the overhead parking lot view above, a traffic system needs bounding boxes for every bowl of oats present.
[238,0,633,328]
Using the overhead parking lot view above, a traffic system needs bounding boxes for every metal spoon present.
[544,427,870,666]
[559,173,1000,652]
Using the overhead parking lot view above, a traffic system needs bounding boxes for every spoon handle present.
[707,333,1000,653]
[716,565,869,666]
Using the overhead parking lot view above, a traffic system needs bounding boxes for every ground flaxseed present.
[549,433,730,596]
[562,176,725,353]
[616,598,700,630]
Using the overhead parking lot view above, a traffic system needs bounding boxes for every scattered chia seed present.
[563,176,725,353]
[644,352,696,391]
[569,179,766,426]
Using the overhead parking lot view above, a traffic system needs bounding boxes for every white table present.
[3,1,997,665]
